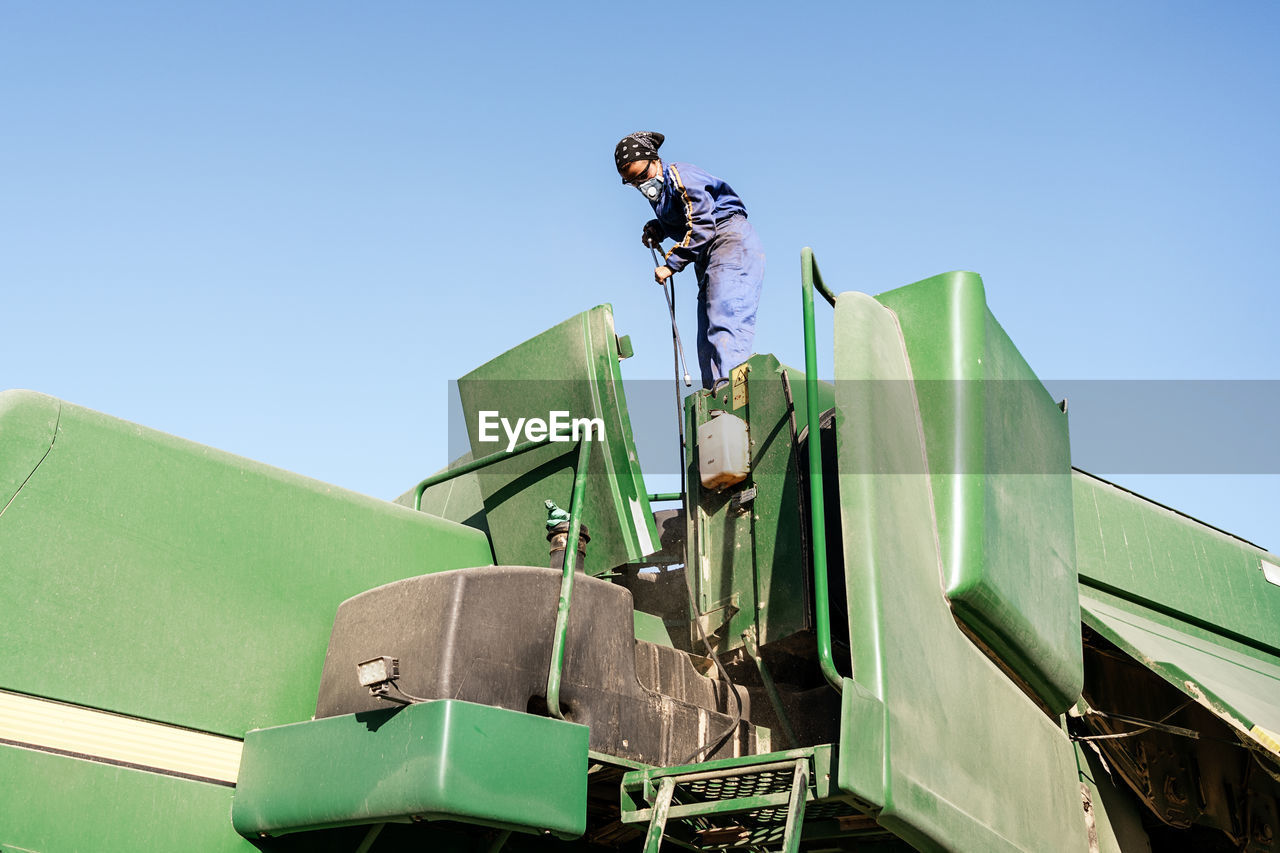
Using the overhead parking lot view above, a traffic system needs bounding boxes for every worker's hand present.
[654,265,674,284]
[642,219,664,249]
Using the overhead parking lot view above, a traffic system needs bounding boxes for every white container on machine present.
[697,412,750,490]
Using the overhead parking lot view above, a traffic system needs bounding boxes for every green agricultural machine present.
[3,250,1278,852]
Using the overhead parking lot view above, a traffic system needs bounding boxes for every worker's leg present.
[695,269,715,389]
[697,217,765,388]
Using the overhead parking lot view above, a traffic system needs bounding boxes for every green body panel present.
[455,305,659,574]
[831,293,1088,852]
[875,272,1082,713]
[232,699,589,839]
[0,743,255,853]
[633,609,674,647]
[0,390,60,509]
[686,355,834,649]
[398,450,492,543]
[0,390,493,738]
[1073,470,1280,752]
[1073,470,1280,653]
[1080,587,1280,745]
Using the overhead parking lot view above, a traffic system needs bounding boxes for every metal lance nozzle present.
[544,499,589,573]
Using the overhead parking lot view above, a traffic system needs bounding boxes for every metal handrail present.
[801,247,843,693]
[411,430,573,511]
[547,438,591,720]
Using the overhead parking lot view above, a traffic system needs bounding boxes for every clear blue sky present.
[4,2,1278,547]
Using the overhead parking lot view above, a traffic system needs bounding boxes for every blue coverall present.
[647,162,765,389]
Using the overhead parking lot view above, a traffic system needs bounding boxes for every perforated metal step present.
[620,746,872,852]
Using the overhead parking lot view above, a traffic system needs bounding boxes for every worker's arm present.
[662,164,716,274]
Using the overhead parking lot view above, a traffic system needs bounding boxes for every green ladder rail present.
[800,247,843,694]
[620,747,870,853]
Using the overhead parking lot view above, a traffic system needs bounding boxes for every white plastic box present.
[697,412,750,490]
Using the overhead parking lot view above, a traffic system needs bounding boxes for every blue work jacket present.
[649,162,748,274]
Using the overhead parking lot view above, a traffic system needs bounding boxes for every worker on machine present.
[615,131,765,390]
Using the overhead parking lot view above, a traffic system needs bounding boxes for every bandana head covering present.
[615,131,665,170]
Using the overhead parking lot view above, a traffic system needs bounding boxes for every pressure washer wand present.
[651,243,690,503]
[650,246,693,388]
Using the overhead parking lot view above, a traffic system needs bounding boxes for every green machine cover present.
[454,305,659,574]
[876,272,1082,714]
[0,389,495,852]
[830,293,1088,852]
[1074,470,1280,758]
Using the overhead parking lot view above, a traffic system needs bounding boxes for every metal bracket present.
[729,485,757,516]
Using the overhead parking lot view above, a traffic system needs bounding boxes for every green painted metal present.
[875,270,1082,714]
[641,777,675,853]
[412,428,573,510]
[801,248,842,692]
[621,747,856,850]
[0,389,59,510]
[646,491,683,503]
[1080,588,1280,756]
[547,439,591,720]
[0,742,258,852]
[780,759,809,853]
[1074,469,1280,654]
[232,699,589,839]
[830,292,1089,852]
[455,305,659,575]
[632,609,674,647]
[685,354,832,652]
[0,390,494,739]
[398,450,491,541]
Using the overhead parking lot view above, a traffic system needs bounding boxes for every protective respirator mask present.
[636,174,663,201]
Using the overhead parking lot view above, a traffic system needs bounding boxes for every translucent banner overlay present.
[445,380,1280,476]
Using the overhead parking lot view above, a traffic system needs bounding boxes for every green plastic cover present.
[1080,590,1280,760]
[1,742,257,852]
[1074,469,1280,758]
[454,305,659,573]
[830,293,1089,852]
[876,272,1082,713]
[1074,470,1280,652]
[0,390,494,738]
[232,699,589,838]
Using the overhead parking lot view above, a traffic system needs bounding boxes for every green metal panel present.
[875,272,1082,713]
[0,390,494,738]
[232,699,589,839]
[0,390,60,509]
[0,742,255,852]
[397,450,493,543]
[831,292,1089,853]
[633,609,675,647]
[685,355,833,650]
[1080,588,1280,755]
[1073,470,1280,653]
[455,305,659,574]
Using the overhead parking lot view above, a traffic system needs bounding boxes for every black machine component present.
[316,565,761,767]
[1076,626,1280,852]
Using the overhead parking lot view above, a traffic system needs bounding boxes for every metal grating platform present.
[620,746,877,852]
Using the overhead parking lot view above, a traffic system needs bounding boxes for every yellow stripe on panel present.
[0,690,242,784]
[1252,724,1280,757]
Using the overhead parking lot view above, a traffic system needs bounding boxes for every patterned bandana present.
[614,131,665,170]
